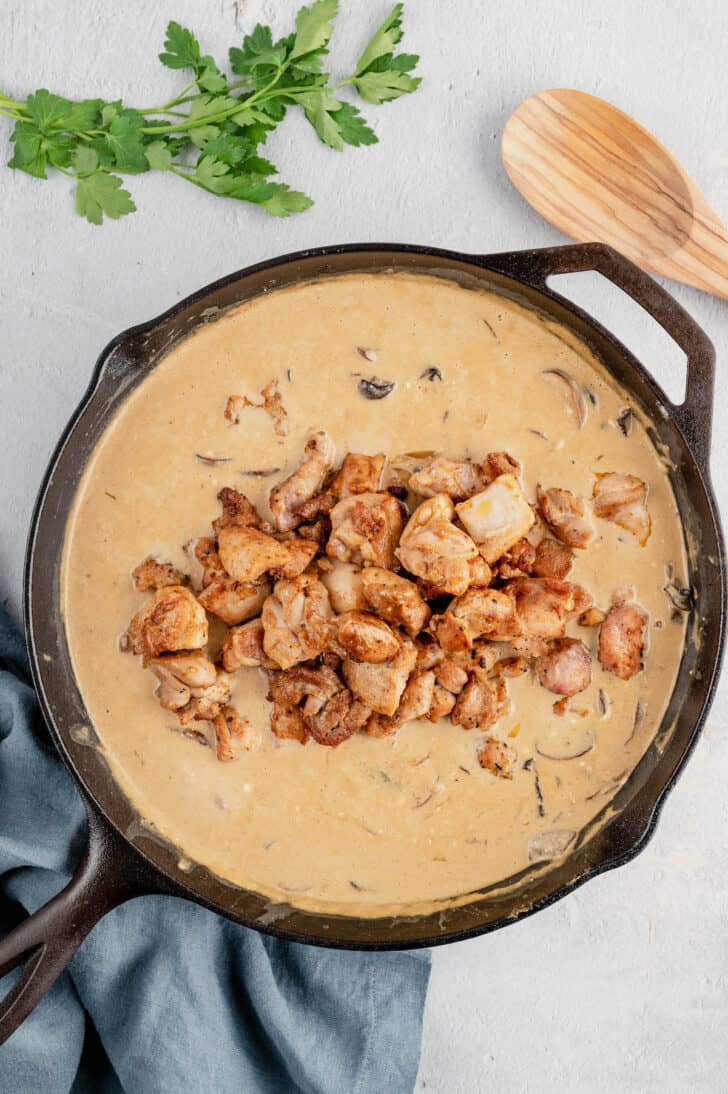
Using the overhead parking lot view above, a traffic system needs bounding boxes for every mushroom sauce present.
[62,272,688,916]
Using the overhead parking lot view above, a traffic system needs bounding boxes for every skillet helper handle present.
[0,805,164,1045]
[479,242,716,472]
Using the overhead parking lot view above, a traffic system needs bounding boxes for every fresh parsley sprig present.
[0,2,420,224]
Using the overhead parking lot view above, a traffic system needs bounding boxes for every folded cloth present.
[0,606,430,1094]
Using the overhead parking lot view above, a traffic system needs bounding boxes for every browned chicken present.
[428,684,457,721]
[477,736,516,778]
[360,566,430,636]
[335,611,400,663]
[366,670,435,737]
[598,602,647,679]
[532,538,574,580]
[332,452,385,497]
[456,474,535,564]
[502,578,590,639]
[193,537,225,586]
[327,492,403,569]
[132,556,187,592]
[146,651,218,710]
[261,575,333,669]
[269,431,336,532]
[126,586,208,657]
[396,494,479,596]
[198,576,271,627]
[408,455,485,501]
[318,560,367,613]
[222,618,276,671]
[452,676,510,731]
[432,587,514,652]
[274,538,319,580]
[212,487,261,534]
[343,635,417,716]
[496,537,536,579]
[537,486,593,548]
[176,670,234,727]
[270,702,309,744]
[307,690,371,746]
[217,526,290,583]
[268,665,367,747]
[535,638,592,695]
[482,451,520,482]
[213,705,258,761]
[593,473,651,545]
[434,659,469,694]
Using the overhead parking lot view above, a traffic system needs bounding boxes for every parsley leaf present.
[106,112,148,172]
[354,3,405,75]
[159,22,201,71]
[290,0,339,61]
[144,140,173,170]
[75,173,136,224]
[8,121,47,178]
[351,4,421,103]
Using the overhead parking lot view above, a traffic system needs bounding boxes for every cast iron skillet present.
[0,242,724,1043]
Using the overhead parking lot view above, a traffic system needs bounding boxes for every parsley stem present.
[138,79,198,114]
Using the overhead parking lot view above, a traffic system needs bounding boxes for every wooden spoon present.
[502,88,728,300]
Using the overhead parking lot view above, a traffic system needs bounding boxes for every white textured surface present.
[1,2,727,1091]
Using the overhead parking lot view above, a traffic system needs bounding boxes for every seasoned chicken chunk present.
[482,451,520,482]
[456,474,535,564]
[318,560,367,613]
[343,636,417,716]
[533,538,574,579]
[213,705,259,762]
[366,670,435,737]
[268,665,366,747]
[396,494,479,597]
[270,702,309,744]
[408,456,485,502]
[332,452,386,497]
[269,431,336,532]
[212,487,261,533]
[496,537,536,579]
[327,492,403,568]
[132,556,187,592]
[428,684,457,721]
[268,664,342,713]
[452,676,510,731]
[537,486,593,548]
[435,659,469,694]
[126,586,208,657]
[432,588,514,652]
[502,578,588,639]
[192,537,224,587]
[261,575,333,669]
[217,526,290,583]
[335,611,400,663]
[307,689,371,746]
[176,670,234,727]
[146,651,218,711]
[450,639,500,681]
[477,736,516,778]
[274,538,319,580]
[198,576,270,626]
[535,638,592,695]
[222,619,276,671]
[593,473,651,545]
[360,567,430,636]
[598,602,647,679]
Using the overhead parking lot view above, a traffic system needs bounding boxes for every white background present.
[1,2,727,1091]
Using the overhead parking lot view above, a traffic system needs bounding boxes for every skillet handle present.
[0,801,167,1045]
[478,242,716,473]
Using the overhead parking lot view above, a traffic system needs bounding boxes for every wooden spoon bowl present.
[502,88,728,300]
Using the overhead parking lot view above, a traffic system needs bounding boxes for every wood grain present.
[502,88,728,300]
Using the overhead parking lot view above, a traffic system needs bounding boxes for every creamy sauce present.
[62,272,687,916]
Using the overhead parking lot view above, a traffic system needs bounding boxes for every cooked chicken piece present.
[343,635,417,716]
[225,380,289,438]
[593,473,651,545]
[477,736,516,778]
[456,474,536,565]
[509,635,551,659]
[332,453,386,497]
[535,638,592,695]
[270,702,309,744]
[213,705,259,762]
[493,656,529,678]
[396,494,479,597]
[217,526,290,583]
[366,670,435,737]
[294,491,336,523]
[318,560,367,613]
[435,659,469,694]
[468,557,493,587]
[432,588,515,652]
[212,487,261,534]
[537,486,593,548]
[269,431,336,532]
[598,602,647,680]
[274,538,319,580]
[146,651,218,711]
[578,607,606,627]
[176,670,234,727]
[451,639,500,680]
[482,451,520,483]
[307,689,371,746]
[297,518,331,545]
[414,633,446,670]
[261,575,333,669]
[496,537,536,579]
[408,456,485,502]
[222,619,277,671]
[452,676,510,731]
[268,664,342,714]
[335,611,400,663]
[428,684,457,721]
[198,576,271,627]
[327,492,403,569]
[533,537,574,580]
[360,567,430,636]
[132,556,187,592]
[501,578,589,639]
[193,537,225,587]
[126,586,208,657]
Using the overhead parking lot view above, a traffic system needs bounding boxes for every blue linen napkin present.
[0,605,431,1093]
